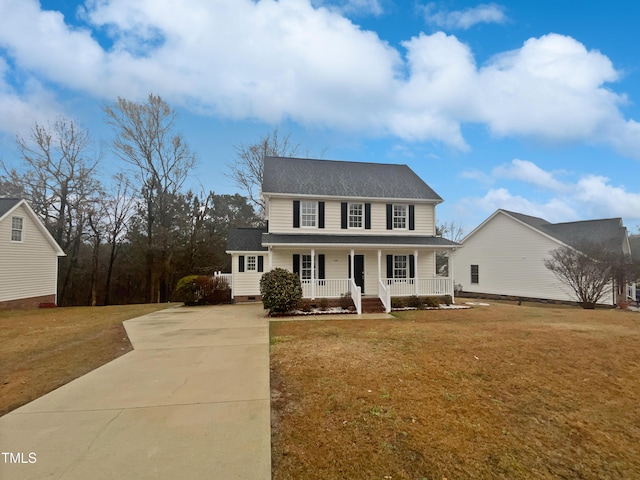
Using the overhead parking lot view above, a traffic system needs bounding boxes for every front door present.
[349,254,365,294]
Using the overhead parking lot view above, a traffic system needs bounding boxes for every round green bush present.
[174,275,230,305]
[259,268,302,314]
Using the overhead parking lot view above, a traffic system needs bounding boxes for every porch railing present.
[301,279,349,299]
[378,279,391,313]
[628,283,637,302]
[349,278,362,314]
[214,271,233,287]
[383,277,454,297]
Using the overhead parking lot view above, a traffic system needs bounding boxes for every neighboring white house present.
[226,156,459,312]
[0,198,66,309]
[452,209,631,305]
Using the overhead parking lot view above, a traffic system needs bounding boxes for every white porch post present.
[268,246,273,270]
[449,250,455,303]
[414,249,419,296]
[350,249,355,281]
[377,249,382,282]
[311,248,316,299]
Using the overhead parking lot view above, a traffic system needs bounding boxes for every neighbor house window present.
[246,255,257,272]
[11,216,23,242]
[393,205,407,229]
[394,255,407,279]
[301,254,313,280]
[301,201,317,227]
[349,203,363,228]
[471,265,479,284]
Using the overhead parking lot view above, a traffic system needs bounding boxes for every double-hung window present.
[394,255,407,279]
[11,216,23,242]
[246,255,257,272]
[471,265,479,284]
[301,254,313,280]
[301,201,317,227]
[348,203,363,229]
[393,205,407,229]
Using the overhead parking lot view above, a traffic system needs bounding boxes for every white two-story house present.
[226,156,459,312]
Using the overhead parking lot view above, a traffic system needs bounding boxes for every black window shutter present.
[293,201,300,228]
[409,205,415,231]
[293,255,300,275]
[238,255,245,273]
[318,202,325,229]
[318,254,325,280]
[386,255,393,278]
[386,204,393,230]
[257,256,264,273]
[409,255,415,278]
[365,203,371,229]
[341,202,348,229]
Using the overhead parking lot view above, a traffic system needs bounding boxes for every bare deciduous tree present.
[226,128,309,211]
[544,244,613,308]
[436,221,465,276]
[104,94,197,302]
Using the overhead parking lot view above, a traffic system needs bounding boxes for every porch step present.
[360,297,385,314]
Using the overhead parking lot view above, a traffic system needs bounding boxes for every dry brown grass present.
[0,303,173,416]
[270,300,640,479]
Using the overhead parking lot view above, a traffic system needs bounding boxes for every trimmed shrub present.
[443,295,452,306]
[319,298,329,311]
[298,299,312,312]
[391,297,404,309]
[424,296,440,308]
[174,275,230,305]
[408,295,422,308]
[260,268,302,314]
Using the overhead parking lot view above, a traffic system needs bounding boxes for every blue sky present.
[0,0,639,234]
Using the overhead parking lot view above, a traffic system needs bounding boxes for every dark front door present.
[349,254,365,294]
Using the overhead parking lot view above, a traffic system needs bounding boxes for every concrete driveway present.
[0,303,271,480]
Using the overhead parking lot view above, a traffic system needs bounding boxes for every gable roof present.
[262,156,443,201]
[226,227,268,252]
[0,198,66,256]
[466,209,629,256]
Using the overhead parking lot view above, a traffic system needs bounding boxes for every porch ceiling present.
[262,233,459,249]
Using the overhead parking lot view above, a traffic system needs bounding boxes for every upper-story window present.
[11,216,23,242]
[393,205,407,229]
[349,203,363,229]
[301,201,317,227]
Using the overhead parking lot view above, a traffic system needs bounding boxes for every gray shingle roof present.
[262,156,443,201]
[262,233,459,247]
[227,227,268,251]
[0,198,21,218]
[502,209,628,255]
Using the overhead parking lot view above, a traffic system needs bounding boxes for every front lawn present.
[270,301,640,479]
[0,303,173,416]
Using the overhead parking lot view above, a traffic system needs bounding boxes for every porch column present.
[414,250,419,296]
[350,249,355,282]
[268,246,273,270]
[377,249,382,283]
[449,250,455,303]
[311,248,316,299]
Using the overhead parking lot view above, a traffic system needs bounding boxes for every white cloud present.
[492,159,567,192]
[0,1,639,159]
[460,160,640,225]
[422,2,507,30]
[313,0,384,16]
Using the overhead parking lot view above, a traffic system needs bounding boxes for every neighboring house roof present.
[0,198,66,256]
[466,209,629,256]
[226,227,268,252]
[262,156,443,202]
[0,198,21,218]
[630,235,640,260]
[262,233,459,248]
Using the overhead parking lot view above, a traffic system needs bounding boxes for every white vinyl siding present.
[0,205,59,302]
[267,197,435,235]
[452,212,614,304]
[231,252,264,296]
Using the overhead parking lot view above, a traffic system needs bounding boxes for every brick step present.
[360,297,385,313]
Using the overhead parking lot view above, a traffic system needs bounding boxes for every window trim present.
[348,202,364,229]
[11,216,24,242]
[301,254,313,280]
[300,201,317,228]
[392,204,408,230]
